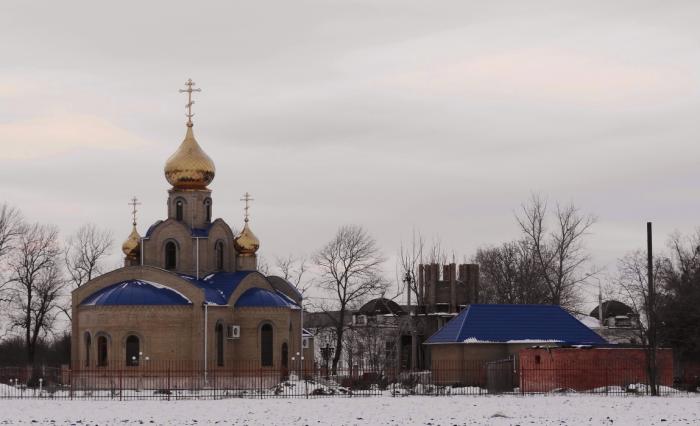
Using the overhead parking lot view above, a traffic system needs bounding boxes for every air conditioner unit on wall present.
[227,325,240,339]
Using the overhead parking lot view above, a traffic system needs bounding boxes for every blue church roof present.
[235,288,300,309]
[426,304,607,345]
[179,271,254,305]
[81,280,192,306]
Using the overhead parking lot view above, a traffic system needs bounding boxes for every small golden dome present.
[122,225,141,258]
[234,222,260,256]
[164,126,216,189]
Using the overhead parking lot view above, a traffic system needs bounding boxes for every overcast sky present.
[1,1,699,308]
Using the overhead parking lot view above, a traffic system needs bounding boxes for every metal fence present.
[0,359,696,399]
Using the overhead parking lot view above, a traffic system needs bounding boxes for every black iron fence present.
[0,359,696,399]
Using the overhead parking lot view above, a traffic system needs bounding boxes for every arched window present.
[204,198,212,223]
[97,335,108,367]
[281,342,289,370]
[176,199,184,221]
[261,324,273,367]
[215,323,224,367]
[84,332,92,367]
[165,241,177,270]
[215,241,224,270]
[126,335,140,367]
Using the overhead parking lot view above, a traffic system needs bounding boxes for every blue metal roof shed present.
[426,304,607,346]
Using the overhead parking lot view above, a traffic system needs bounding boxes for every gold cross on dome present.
[128,196,141,226]
[240,192,254,223]
[178,78,202,127]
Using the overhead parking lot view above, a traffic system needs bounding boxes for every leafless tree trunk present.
[8,223,64,365]
[0,203,24,304]
[275,254,309,296]
[517,195,596,308]
[314,225,387,374]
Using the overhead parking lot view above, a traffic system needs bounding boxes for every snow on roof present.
[80,280,192,306]
[180,271,254,305]
[235,288,300,309]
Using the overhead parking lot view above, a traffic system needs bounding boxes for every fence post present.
[69,368,73,400]
[520,364,525,395]
[259,368,262,399]
[119,369,122,401]
[167,367,171,401]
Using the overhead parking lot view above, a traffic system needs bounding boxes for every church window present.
[126,335,140,367]
[84,332,91,367]
[97,335,108,367]
[176,200,184,221]
[204,198,212,223]
[215,241,224,270]
[165,241,177,270]
[215,322,224,367]
[261,324,273,367]
[281,342,289,370]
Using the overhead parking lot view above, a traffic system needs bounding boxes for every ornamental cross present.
[240,192,254,223]
[179,78,202,126]
[128,197,141,226]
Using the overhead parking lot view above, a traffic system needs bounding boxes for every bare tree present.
[615,250,669,395]
[398,229,424,307]
[474,239,548,304]
[275,254,309,296]
[314,225,387,373]
[0,203,24,303]
[64,223,113,289]
[7,223,64,364]
[257,255,270,275]
[517,195,596,308]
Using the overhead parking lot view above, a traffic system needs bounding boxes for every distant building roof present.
[235,288,300,309]
[357,298,405,316]
[588,300,634,318]
[81,280,192,306]
[304,311,345,328]
[426,304,607,345]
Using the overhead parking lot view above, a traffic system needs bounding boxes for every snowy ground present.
[0,395,698,425]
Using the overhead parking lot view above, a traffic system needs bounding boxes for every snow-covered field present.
[0,395,697,425]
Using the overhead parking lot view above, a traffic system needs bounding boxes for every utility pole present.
[647,222,658,396]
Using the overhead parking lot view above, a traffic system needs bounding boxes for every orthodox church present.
[70,80,311,371]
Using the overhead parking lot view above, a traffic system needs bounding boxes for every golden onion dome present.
[121,225,141,258]
[164,126,216,189]
[234,222,260,255]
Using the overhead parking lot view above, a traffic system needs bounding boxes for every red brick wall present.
[519,348,673,392]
